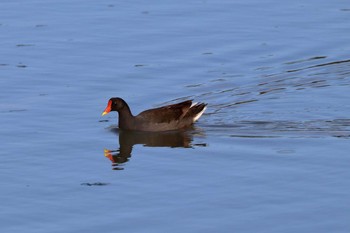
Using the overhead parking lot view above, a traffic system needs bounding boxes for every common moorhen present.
[102,97,207,132]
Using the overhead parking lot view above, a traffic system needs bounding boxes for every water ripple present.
[201,119,350,139]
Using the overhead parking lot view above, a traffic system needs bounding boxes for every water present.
[1,0,350,232]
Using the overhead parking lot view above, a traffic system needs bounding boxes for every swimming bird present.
[102,97,207,132]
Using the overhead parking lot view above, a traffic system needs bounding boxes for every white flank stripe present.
[193,106,207,122]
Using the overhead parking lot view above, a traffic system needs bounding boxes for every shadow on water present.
[104,127,207,170]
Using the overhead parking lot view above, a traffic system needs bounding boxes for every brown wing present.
[136,100,193,123]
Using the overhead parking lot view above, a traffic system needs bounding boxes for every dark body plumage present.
[102,98,207,132]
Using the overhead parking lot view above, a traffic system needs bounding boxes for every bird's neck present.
[117,105,134,129]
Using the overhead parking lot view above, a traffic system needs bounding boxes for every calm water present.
[1,0,350,232]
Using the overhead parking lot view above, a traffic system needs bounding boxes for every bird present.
[102,97,207,132]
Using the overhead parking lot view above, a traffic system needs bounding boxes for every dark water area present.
[1,0,350,232]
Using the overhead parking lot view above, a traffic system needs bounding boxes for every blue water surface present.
[1,0,350,232]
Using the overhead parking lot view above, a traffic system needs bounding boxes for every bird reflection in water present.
[104,128,206,170]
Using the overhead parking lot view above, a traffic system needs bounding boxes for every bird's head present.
[102,97,127,116]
